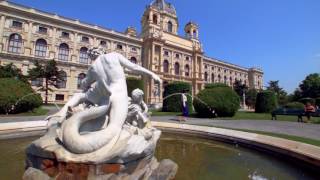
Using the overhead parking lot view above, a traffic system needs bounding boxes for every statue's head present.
[132,88,144,103]
[88,47,105,60]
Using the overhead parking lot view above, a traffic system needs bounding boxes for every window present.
[117,44,123,50]
[193,30,197,37]
[130,57,137,64]
[12,20,22,28]
[218,68,221,72]
[153,14,158,24]
[163,60,169,73]
[168,21,173,33]
[100,40,107,46]
[224,76,227,84]
[230,77,233,85]
[164,51,169,56]
[211,73,215,83]
[57,71,67,89]
[218,75,221,82]
[79,47,89,64]
[174,62,180,75]
[186,56,190,61]
[31,78,43,87]
[131,47,137,52]
[8,34,23,53]
[204,72,208,82]
[58,43,69,61]
[175,54,180,59]
[205,65,208,69]
[38,26,47,34]
[185,64,190,76]
[61,31,69,38]
[55,94,64,101]
[77,73,86,89]
[81,36,89,43]
[35,39,47,57]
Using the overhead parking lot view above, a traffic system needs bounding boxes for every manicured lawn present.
[219,111,320,123]
[0,106,49,117]
[210,126,320,147]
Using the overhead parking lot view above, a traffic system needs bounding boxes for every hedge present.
[299,98,316,105]
[126,77,144,96]
[162,82,192,112]
[284,102,304,109]
[0,78,42,114]
[255,91,278,113]
[204,83,228,89]
[193,86,240,117]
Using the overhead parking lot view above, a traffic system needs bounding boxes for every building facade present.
[0,0,263,105]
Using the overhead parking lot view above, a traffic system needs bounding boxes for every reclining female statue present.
[47,47,161,154]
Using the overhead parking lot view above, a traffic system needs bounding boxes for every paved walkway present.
[152,116,320,140]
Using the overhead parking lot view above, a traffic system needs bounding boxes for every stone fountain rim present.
[152,121,320,168]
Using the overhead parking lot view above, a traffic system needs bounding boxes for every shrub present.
[193,87,240,117]
[316,98,320,107]
[0,78,42,114]
[299,98,315,105]
[126,77,144,95]
[284,102,304,109]
[255,91,278,113]
[162,82,192,112]
[204,83,228,89]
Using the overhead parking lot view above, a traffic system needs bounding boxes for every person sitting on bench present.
[304,102,316,121]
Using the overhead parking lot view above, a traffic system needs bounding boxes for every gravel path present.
[152,116,320,140]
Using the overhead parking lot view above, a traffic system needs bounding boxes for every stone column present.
[50,27,57,59]
[0,15,6,52]
[72,33,78,62]
[25,21,33,56]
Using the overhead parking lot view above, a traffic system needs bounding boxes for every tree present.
[233,80,248,97]
[299,73,320,98]
[0,63,27,82]
[28,60,64,104]
[245,89,258,109]
[266,80,288,105]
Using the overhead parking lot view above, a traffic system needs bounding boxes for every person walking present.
[304,102,316,122]
[180,89,189,122]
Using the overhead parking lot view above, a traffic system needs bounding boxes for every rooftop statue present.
[24,48,177,179]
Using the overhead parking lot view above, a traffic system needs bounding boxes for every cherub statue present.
[126,88,150,128]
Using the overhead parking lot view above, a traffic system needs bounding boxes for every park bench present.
[271,108,320,122]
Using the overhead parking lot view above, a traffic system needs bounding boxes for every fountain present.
[23,48,177,179]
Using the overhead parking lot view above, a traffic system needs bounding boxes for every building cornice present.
[0,1,143,44]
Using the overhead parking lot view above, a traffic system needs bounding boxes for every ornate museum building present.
[0,0,263,105]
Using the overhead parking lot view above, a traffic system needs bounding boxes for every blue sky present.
[10,0,320,93]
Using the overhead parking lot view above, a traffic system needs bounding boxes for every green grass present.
[219,111,320,123]
[205,125,320,147]
[0,106,49,117]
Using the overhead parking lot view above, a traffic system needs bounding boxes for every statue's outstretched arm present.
[118,54,161,83]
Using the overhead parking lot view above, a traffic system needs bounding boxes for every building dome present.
[150,0,176,15]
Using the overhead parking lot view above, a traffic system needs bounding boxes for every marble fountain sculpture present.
[23,48,177,180]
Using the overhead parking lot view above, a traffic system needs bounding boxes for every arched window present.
[163,60,169,73]
[130,57,137,64]
[218,75,221,82]
[77,73,86,89]
[79,47,89,64]
[211,73,215,83]
[168,21,173,33]
[57,71,67,89]
[185,64,190,76]
[193,30,197,37]
[58,43,69,61]
[8,34,23,53]
[174,62,180,75]
[35,39,47,57]
[204,72,208,82]
[153,14,158,24]
[31,78,43,87]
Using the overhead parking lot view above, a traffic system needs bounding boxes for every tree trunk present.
[45,78,48,104]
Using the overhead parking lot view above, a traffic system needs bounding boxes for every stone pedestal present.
[23,155,177,180]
